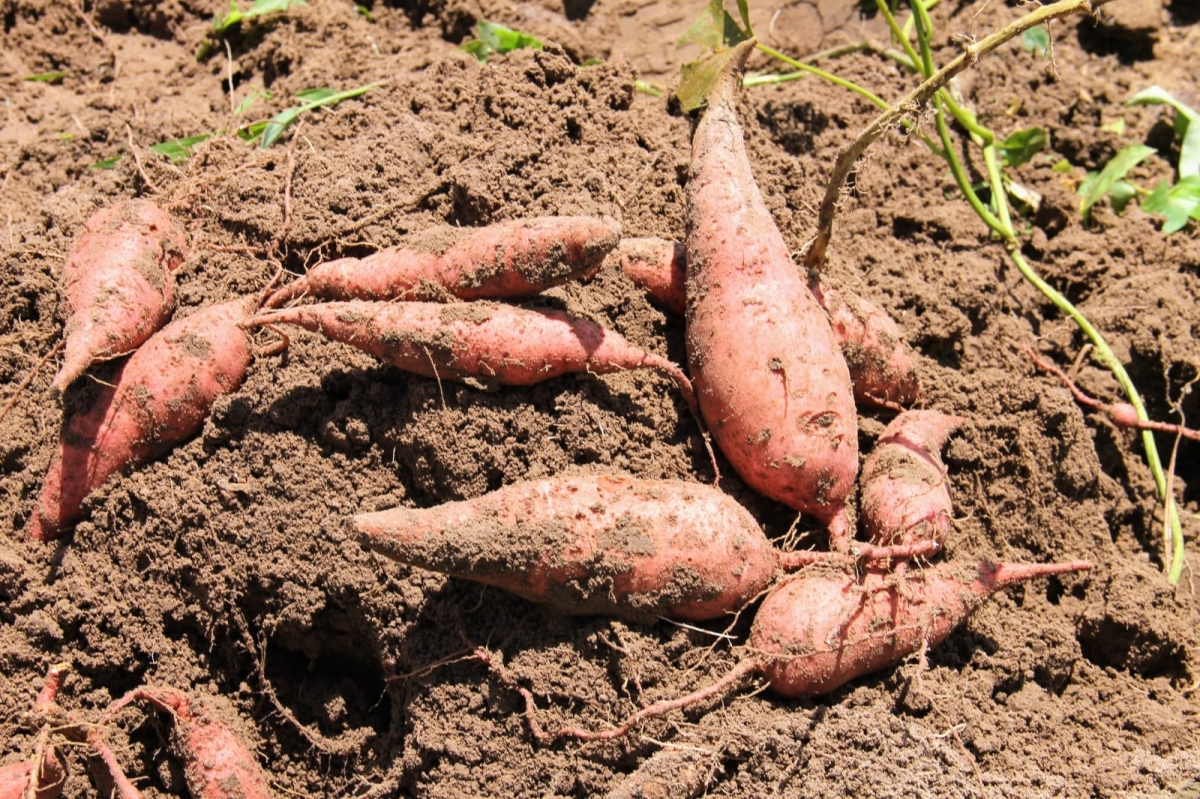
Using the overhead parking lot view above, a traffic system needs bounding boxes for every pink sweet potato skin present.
[116,688,271,799]
[266,216,619,308]
[807,274,920,409]
[0,752,63,799]
[750,560,1091,697]
[53,200,187,392]
[685,42,857,532]
[607,237,687,317]
[245,300,696,410]
[352,475,781,621]
[860,411,965,550]
[26,297,255,542]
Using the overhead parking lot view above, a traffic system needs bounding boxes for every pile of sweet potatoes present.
[13,35,1096,790]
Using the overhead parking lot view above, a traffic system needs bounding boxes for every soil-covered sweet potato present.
[684,41,858,545]
[26,296,256,541]
[265,217,620,308]
[52,199,187,393]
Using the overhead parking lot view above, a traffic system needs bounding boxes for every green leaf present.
[460,20,543,62]
[249,82,377,147]
[1100,117,1125,135]
[236,120,270,142]
[678,0,749,52]
[1107,181,1137,213]
[1020,25,1050,57]
[90,154,123,169]
[215,0,305,33]
[22,70,70,83]
[677,47,742,113]
[998,127,1046,167]
[150,134,214,162]
[235,88,272,115]
[1126,85,1199,178]
[1078,144,1156,217]
[1051,158,1072,174]
[1142,179,1200,233]
[259,108,299,149]
[354,4,373,22]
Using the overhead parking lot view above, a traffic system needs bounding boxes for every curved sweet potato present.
[104,688,272,799]
[244,300,697,415]
[265,216,620,308]
[53,199,187,393]
[750,559,1091,697]
[352,474,782,621]
[860,410,965,551]
[806,274,920,409]
[685,42,858,544]
[26,296,256,542]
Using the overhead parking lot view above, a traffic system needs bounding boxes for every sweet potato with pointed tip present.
[750,559,1091,696]
[26,296,256,542]
[510,558,1092,742]
[52,199,187,393]
[685,42,858,546]
[244,300,698,416]
[352,474,784,621]
[264,216,620,308]
[860,410,965,551]
[103,687,272,799]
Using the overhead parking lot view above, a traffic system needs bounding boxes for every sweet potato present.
[606,237,687,317]
[244,300,698,416]
[353,475,934,622]
[52,200,187,393]
[25,296,256,542]
[859,410,965,552]
[264,216,620,308]
[750,559,1091,696]
[353,474,785,621]
[0,751,63,799]
[512,558,1091,742]
[684,41,858,545]
[103,688,272,799]
[806,273,920,409]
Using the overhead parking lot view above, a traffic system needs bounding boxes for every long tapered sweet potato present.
[25,296,256,542]
[353,475,785,621]
[513,558,1092,742]
[684,42,858,545]
[750,559,1091,696]
[103,688,272,799]
[264,216,620,308]
[52,200,188,393]
[244,300,698,415]
[860,410,965,551]
[806,273,920,409]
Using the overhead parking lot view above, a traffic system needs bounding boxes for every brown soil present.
[2,1,1199,797]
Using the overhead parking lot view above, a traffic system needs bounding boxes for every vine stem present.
[803,0,1117,269]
